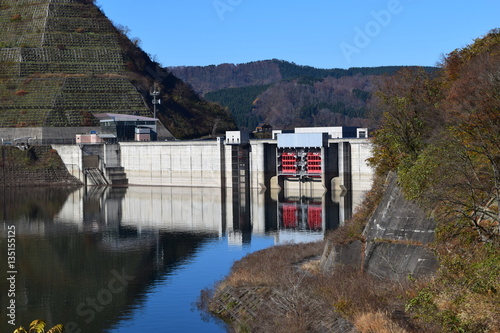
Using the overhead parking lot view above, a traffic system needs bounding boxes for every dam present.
[52,127,374,235]
[53,129,373,193]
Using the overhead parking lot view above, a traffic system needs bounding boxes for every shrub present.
[13,319,63,333]
[15,90,28,96]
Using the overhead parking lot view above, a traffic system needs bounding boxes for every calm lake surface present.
[0,185,362,332]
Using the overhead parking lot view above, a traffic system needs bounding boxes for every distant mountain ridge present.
[170,60,437,130]
[170,59,416,95]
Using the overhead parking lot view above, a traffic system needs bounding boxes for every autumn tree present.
[371,30,500,241]
[440,31,500,240]
[368,67,443,175]
[370,30,500,332]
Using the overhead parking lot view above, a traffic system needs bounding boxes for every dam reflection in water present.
[0,184,362,333]
[73,184,357,244]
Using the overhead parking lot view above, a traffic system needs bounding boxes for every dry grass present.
[311,267,401,318]
[225,241,324,288]
[10,14,21,21]
[210,239,430,332]
[300,259,321,274]
[354,311,408,333]
[217,261,425,333]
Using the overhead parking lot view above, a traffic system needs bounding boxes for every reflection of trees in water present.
[0,185,217,333]
[0,186,79,221]
[0,229,216,333]
[0,183,355,332]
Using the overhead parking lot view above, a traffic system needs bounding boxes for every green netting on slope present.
[0,0,154,128]
[0,34,44,48]
[0,109,53,127]
[0,48,21,61]
[47,2,103,19]
[42,33,120,48]
[0,3,49,22]
[0,80,61,108]
[45,17,115,34]
[57,77,149,112]
[18,47,124,63]
[0,19,46,40]
[19,62,126,76]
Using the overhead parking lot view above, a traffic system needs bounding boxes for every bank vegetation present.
[368,28,500,332]
[203,29,500,333]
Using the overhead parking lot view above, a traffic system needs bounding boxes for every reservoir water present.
[0,184,362,332]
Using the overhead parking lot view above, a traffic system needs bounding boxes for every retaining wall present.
[320,173,438,281]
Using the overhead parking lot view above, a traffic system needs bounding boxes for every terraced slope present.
[0,0,236,138]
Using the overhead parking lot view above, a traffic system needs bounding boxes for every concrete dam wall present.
[120,141,226,187]
[53,137,374,193]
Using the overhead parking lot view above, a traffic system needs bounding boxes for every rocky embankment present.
[207,173,438,332]
[322,172,438,280]
[0,145,81,186]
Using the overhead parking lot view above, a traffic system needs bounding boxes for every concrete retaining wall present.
[51,144,83,181]
[364,242,438,281]
[363,174,435,244]
[362,173,438,280]
[320,173,438,281]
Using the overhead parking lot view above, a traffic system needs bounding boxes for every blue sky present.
[97,0,499,69]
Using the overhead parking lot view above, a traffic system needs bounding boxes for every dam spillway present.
[53,135,373,195]
[51,129,374,235]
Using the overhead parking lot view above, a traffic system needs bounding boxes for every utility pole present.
[150,87,161,119]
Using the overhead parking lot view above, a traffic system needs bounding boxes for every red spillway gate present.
[282,204,298,228]
[306,152,321,175]
[307,205,322,230]
[281,152,297,174]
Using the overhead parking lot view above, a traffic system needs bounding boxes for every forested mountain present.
[170,60,437,130]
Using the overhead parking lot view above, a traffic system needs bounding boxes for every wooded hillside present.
[171,60,436,130]
[369,28,500,332]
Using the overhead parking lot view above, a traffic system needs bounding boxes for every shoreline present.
[204,173,438,333]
